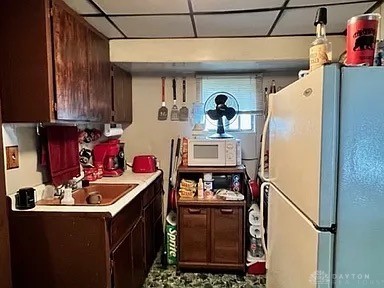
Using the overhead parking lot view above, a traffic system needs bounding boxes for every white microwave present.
[187,138,241,167]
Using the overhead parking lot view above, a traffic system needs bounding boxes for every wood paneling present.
[131,220,145,288]
[0,105,12,288]
[0,0,54,122]
[110,195,141,249]
[53,0,90,121]
[179,207,209,263]
[88,30,112,122]
[211,207,243,264]
[9,214,110,288]
[112,65,133,124]
[178,200,246,272]
[112,233,133,288]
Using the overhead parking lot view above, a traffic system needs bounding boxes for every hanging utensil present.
[179,78,189,121]
[158,77,168,121]
[170,78,179,121]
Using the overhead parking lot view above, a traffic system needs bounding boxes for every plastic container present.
[61,188,75,205]
[197,178,204,199]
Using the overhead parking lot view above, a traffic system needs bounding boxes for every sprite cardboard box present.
[166,211,177,265]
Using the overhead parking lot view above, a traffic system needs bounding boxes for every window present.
[197,74,263,132]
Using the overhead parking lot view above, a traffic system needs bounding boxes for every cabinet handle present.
[188,208,201,214]
[220,208,233,214]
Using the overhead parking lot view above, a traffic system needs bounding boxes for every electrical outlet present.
[6,146,19,170]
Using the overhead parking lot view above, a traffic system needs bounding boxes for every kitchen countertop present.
[8,169,162,217]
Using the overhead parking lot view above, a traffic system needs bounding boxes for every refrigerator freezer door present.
[267,184,334,288]
[269,65,339,226]
[334,67,384,288]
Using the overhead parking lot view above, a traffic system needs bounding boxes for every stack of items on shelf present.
[247,203,266,275]
[178,179,196,198]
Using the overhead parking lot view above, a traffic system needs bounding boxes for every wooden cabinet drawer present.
[179,207,209,263]
[110,195,142,248]
[211,207,243,264]
[142,184,155,207]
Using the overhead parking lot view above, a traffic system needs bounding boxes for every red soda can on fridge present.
[346,14,381,66]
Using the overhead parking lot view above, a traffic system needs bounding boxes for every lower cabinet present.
[178,199,245,272]
[112,219,145,288]
[8,174,163,288]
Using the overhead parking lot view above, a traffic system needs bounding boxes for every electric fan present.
[204,92,239,138]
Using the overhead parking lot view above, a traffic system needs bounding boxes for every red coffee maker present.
[93,139,123,177]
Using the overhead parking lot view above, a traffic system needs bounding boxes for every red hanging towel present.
[43,126,80,186]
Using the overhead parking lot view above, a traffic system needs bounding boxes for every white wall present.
[2,125,45,195]
[121,73,298,191]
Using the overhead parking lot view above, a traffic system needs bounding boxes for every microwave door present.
[191,142,225,166]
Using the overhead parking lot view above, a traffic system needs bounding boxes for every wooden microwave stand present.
[176,165,246,273]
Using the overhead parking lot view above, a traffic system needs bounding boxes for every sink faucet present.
[54,174,91,198]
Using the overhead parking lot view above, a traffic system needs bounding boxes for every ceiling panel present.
[63,0,100,14]
[191,0,285,12]
[195,11,279,37]
[288,0,375,7]
[272,2,375,35]
[93,0,189,14]
[85,17,124,38]
[112,16,194,38]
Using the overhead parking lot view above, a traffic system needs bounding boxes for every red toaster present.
[132,155,157,173]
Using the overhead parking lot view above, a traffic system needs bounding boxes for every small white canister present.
[203,173,214,198]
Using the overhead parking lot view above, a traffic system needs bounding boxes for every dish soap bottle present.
[198,178,204,199]
[61,188,75,205]
[310,7,332,71]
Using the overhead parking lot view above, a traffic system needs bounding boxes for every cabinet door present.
[143,201,154,273]
[88,30,111,122]
[153,192,163,254]
[211,207,243,264]
[179,207,209,263]
[111,233,133,288]
[112,65,132,124]
[52,0,90,121]
[131,220,145,288]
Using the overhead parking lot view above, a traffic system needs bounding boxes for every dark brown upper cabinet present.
[0,0,111,123]
[111,65,133,125]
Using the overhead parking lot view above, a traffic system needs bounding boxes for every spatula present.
[179,78,189,121]
[157,77,168,121]
[170,78,179,121]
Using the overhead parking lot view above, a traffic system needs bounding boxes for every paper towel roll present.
[104,123,123,137]
[248,204,261,225]
[249,225,261,238]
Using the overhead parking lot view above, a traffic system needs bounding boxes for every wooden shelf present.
[178,197,245,207]
[177,165,246,174]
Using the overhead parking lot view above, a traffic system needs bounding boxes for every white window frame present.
[197,74,264,133]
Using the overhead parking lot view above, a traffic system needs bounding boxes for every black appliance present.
[15,187,35,210]
[117,142,126,171]
[212,173,242,192]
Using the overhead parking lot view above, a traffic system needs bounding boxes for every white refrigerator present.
[261,64,384,288]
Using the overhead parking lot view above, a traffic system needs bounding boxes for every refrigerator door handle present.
[260,182,269,268]
[260,100,271,182]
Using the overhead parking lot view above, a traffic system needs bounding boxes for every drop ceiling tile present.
[111,16,194,38]
[288,0,374,7]
[63,0,100,14]
[85,17,124,38]
[192,0,285,12]
[195,11,279,37]
[93,0,189,14]
[272,2,375,35]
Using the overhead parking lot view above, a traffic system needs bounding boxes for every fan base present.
[209,132,234,139]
